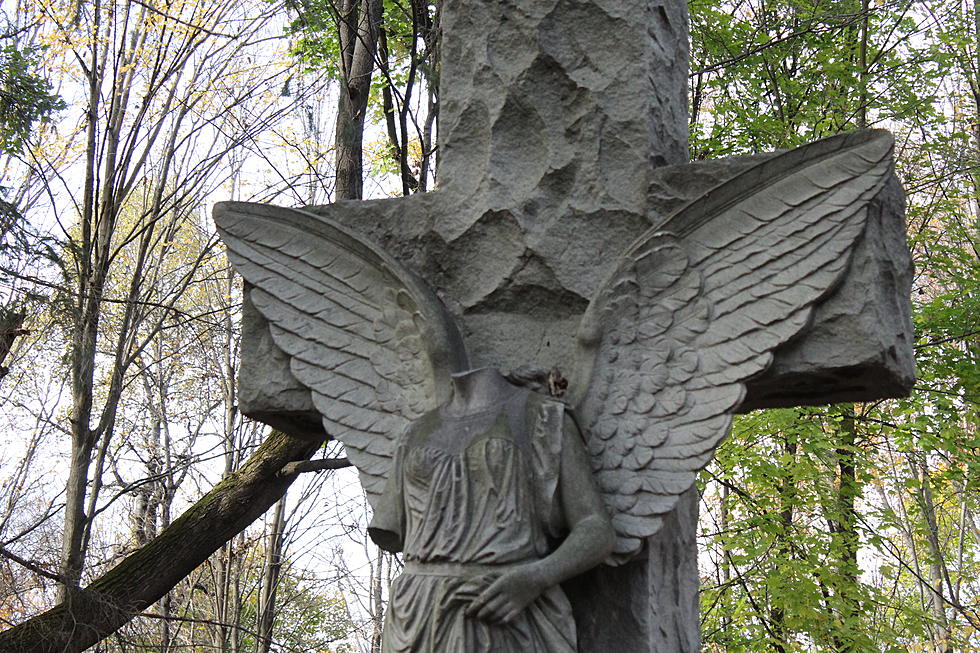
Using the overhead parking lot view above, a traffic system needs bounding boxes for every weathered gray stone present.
[226,133,912,652]
[644,158,915,411]
[239,286,323,438]
[565,488,700,652]
[368,367,616,652]
[742,175,915,409]
[238,164,915,435]
[221,0,915,649]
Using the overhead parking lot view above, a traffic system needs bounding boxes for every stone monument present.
[214,0,915,650]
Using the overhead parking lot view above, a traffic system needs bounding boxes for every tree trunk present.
[0,430,322,653]
[334,0,382,201]
[212,540,233,651]
[254,497,286,653]
[369,549,385,653]
[718,482,731,640]
[836,408,860,649]
[0,311,26,380]
[770,434,797,653]
[916,460,953,652]
[61,4,131,597]
[824,406,861,652]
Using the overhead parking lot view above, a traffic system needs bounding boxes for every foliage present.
[689,0,939,156]
[0,37,65,313]
[702,407,908,651]
[284,0,438,194]
[108,551,357,652]
[0,0,978,649]
[285,0,430,78]
[694,0,980,649]
[236,568,356,652]
[0,44,64,157]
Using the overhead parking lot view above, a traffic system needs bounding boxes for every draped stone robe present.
[369,390,584,652]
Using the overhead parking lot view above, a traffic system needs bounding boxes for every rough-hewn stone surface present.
[436,0,689,228]
[239,164,915,433]
[741,175,915,409]
[644,158,915,411]
[232,0,913,650]
[565,487,700,652]
[239,288,325,438]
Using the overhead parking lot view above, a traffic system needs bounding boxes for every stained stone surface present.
[644,157,915,410]
[436,0,689,230]
[239,287,325,438]
[229,0,915,650]
[564,488,700,652]
[366,367,615,652]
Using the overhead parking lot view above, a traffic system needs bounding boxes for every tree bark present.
[0,430,322,653]
[254,497,286,653]
[279,457,350,475]
[369,550,385,653]
[770,434,797,653]
[0,311,26,380]
[916,460,953,652]
[334,0,382,201]
[820,406,861,651]
[834,407,861,650]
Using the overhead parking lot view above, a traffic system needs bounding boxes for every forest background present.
[0,0,976,650]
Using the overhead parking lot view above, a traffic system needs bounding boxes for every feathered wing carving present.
[214,202,469,510]
[571,130,896,563]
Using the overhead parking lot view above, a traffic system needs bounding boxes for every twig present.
[279,458,351,477]
[0,545,67,584]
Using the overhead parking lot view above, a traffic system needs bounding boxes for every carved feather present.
[571,130,895,562]
[214,202,469,508]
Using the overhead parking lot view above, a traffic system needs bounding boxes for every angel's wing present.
[214,202,469,509]
[570,130,896,562]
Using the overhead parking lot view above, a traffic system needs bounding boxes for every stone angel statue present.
[214,130,895,652]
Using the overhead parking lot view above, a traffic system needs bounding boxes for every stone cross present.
[237,0,914,649]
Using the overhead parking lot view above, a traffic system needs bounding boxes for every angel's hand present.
[464,566,547,624]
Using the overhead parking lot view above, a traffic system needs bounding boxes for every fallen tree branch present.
[0,430,324,653]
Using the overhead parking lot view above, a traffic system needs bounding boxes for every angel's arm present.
[367,435,408,553]
[467,414,614,623]
[533,414,616,583]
